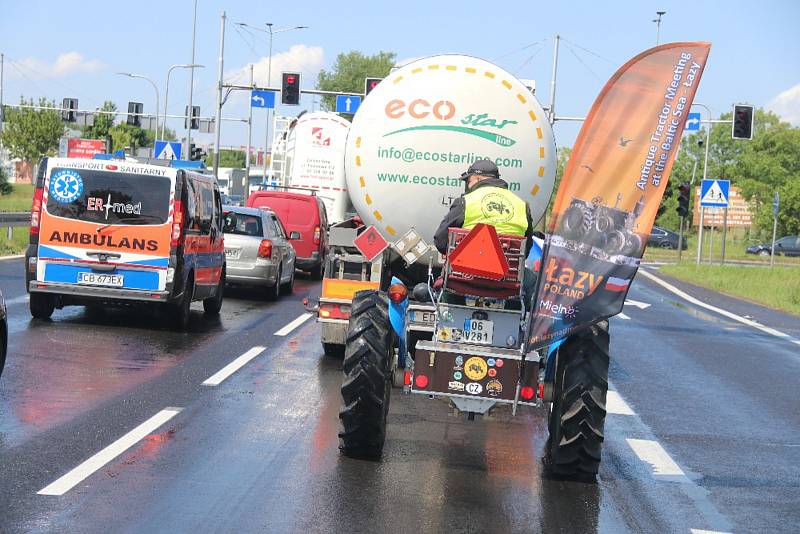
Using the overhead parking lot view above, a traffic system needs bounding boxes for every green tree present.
[0,97,64,162]
[205,149,246,169]
[84,100,117,139]
[108,123,156,153]
[317,51,397,114]
[0,166,11,195]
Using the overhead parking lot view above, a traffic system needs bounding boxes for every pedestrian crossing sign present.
[699,179,730,207]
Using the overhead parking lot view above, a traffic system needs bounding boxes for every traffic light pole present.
[677,216,685,262]
[721,207,728,265]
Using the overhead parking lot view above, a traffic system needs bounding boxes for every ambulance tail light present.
[258,239,273,259]
[313,225,321,245]
[29,187,44,241]
[171,200,185,248]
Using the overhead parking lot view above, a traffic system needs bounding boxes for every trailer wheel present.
[30,293,55,320]
[338,289,394,459]
[544,320,609,480]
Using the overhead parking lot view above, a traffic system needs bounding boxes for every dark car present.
[648,225,687,250]
[746,235,800,257]
[0,289,6,378]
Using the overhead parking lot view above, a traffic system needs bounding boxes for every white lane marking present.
[617,312,631,320]
[606,390,635,415]
[690,529,733,534]
[624,298,651,309]
[202,346,266,386]
[638,269,800,346]
[274,312,312,336]
[0,254,25,262]
[38,408,181,496]
[626,438,687,479]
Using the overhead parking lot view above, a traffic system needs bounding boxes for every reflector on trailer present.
[448,223,510,280]
[321,279,380,300]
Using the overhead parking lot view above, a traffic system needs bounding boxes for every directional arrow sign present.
[251,90,275,109]
[685,112,701,131]
[335,94,361,114]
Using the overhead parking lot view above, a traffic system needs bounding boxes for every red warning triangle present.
[448,224,510,280]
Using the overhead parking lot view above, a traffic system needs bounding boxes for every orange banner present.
[528,42,711,349]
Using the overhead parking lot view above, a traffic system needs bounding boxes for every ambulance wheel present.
[544,320,609,480]
[172,276,194,330]
[30,293,55,320]
[339,290,394,459]
[203,268,225,315]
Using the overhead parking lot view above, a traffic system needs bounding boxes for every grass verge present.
[0,227,29,256]
[659,263,800,316]
[0,184,34,212]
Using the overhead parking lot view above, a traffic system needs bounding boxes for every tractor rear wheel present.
[544,320,609,480]
[338,289,394,459]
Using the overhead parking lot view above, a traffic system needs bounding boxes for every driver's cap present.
[461,159,500,180]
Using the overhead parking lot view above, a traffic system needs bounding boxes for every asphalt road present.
[1,256,799,533]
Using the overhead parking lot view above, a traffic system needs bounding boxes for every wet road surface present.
[1,257,799,533]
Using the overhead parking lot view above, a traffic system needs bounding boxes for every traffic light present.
[732,104,754,140]
[364,77,382,97]
[127,102,143,127]
[189,143,206,161]
[281,72,301,105]
[676,182,691,217]
[185,106,200,129]
[62,98,78,122]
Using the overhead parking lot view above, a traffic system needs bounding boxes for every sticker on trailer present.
[464,357,488,381]
[465,382,483,395]
[344,54,557,243]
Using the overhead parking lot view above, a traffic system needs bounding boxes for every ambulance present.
[25,157,226,329]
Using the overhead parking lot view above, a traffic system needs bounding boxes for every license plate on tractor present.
[77,272,124,287]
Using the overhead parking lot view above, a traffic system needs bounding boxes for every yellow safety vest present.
[463,186,528,236]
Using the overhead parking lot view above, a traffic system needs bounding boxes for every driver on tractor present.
[434,159,538,303]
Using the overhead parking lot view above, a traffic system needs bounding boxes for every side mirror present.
[289,231,301,240]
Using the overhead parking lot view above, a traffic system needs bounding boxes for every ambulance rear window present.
[45,168,171,225]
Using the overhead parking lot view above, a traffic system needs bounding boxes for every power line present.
[559,37,617,64]
[564,43,602,82]
[5,55,101,107]
[495,38,548,61]
[514,42,547,74]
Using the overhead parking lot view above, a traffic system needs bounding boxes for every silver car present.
[222,206,298,299]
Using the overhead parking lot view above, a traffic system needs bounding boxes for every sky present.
[1,0,798,152]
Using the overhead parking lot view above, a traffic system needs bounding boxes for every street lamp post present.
[163,64,205,140]
[653,11,666,45]
[692,102,713,266]
[117,72,160,142]
[235,22,308,184]
[185,0,199,159]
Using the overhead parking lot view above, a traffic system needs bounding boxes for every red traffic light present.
[286,75,296,85]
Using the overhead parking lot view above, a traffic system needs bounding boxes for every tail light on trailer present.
[29,187,44,241]
[313,225,321,245]
[258,239,273,258]
[171,200,185,248]
[318,302,351,320]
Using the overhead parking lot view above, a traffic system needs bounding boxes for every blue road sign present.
[335,95,361,114]
[154,140,182,160]
[700,179,730,207]
[251,90,276,109]
[773,191,780,218]
[685,112,701,131]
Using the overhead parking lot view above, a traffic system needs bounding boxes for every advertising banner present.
[67,139,106,159]
[528,42,711,349]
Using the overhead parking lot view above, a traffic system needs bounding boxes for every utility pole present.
[212,10,226,174]
[0,53,4,151]
[693,103,712,265]
[185,0,199,159]
[245,63,254,183]
[264,23,274,183]
[653,11,666,45]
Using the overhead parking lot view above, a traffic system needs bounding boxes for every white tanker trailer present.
[317,54,609,478]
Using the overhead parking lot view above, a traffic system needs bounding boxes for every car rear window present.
[250,195,315,228]
[45,167,171,225]
[223,211,263,236]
